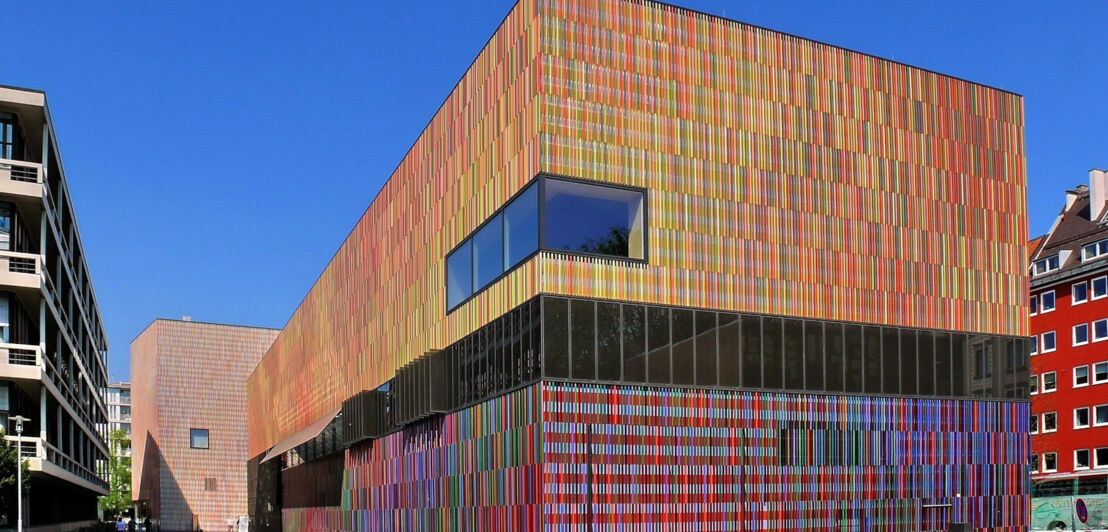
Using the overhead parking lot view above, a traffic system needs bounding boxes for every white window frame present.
[1076,449,1092,470]
[1031,335,1039,355]
[1075,406,1091,429]
[1094,276,1108,300]
[1042,331,1057,353]
[1074,323,1090,346]
[1042,371,1057,393]
[1097,447,1108,469]
[1096,362,1108,384]
[1075,365,1090,388]
[1030,413,1039,434]
[1073,281,1090,305]
[1043,452,1059,473]
[1041,290,1057,313]
[1084,239,1108,261]
[1095,319,1108,342]
[1043,412,1058,433]
[1030,374,1039,395]
[1031,453,1040,473]
[1095,404,1108,427]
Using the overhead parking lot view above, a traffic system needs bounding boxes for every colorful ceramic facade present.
[246,1,1029,530]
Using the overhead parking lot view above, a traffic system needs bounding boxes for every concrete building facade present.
[0,84,111,529]
[247,1,1030,530]
[1028,170,1108,529]
[131,319,278,532]
[105,381,131,457]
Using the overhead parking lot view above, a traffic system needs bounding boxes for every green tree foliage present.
[99,429,132,515]
[578,225,630,256]
[0,433,31,526]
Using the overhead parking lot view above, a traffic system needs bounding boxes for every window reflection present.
[445,241,472,309]
[504,184,538,268]
[473,216,503,289]
[544,178,645,260]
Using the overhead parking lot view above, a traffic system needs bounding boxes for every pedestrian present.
[116,517,126,532]
[144,517,153,532]
[128,516,136,532]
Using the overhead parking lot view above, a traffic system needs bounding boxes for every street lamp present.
[9,415,29,532]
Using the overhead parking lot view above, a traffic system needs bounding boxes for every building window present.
[1030,374,1039,395]
[1074,282,1090,305]
[1095,276,1108,300]
[0,113,18,160]
[1031,453,1040,473]
[1042,372,1056,393]
[1076,449,1091,470]
[1075,365,1090,387]
[204,477,217,491]
[1083,239,1108,261]
[1075,323,1090,346]
[1096,405,1108,427]
[446,178,645,311]
[1095,320,1108,342]
[1076,407,1091,429]
[1097,447,1108,469]
[190,428,209,449]
[1041,331,1057,353]
[1096,362,1108,384]
[1041,291,1057,313]
[1030,414,1039,434]
[0,295,8,344]
[543,178,645,260]
[1034,256,1061,276]
[1030,296,1038,315]
[1030,335,1038,355]
[1044,452,1058,472]
[1043,412,1058,433]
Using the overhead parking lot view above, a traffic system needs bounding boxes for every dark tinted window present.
[844,324,862,393]
[544,178,645,259]
[951,334,966,397]
[597,302,621,381]
[825,323,843,392]
[504,184,539,268]
[446,241,472,309]
[934,332,952,396]
[671,309,695,385]
[863,326,882,394]
[763,317,783,389]
[647,307,670,384]
[622,305,646,382]
[882,328,899,395]
[804,321,823,391]
[918,332,935,396]
[900,330,918,395]
[741,316,761,388]
[190,428,209,449]
[543,297,569,378]
[784,319,804,390]
[695,311,718,386]
[718,313,740,387]
[571,300,596,380]
[473,215,503,289]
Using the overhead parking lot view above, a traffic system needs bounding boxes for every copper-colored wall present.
[248,0,1027,457]
[132,320,279,532]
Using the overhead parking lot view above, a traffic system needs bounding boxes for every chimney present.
[1089,169,1108,220]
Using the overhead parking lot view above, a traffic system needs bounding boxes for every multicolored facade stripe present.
[247,0,1027,459]
[132,320,280,532]
[281,382,1029,531]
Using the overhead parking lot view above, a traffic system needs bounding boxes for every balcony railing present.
[0,158,43,184]
[3,434,42,459]
[0,250,41,278]
[0,342,40,367]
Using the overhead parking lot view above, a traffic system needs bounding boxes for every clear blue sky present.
[1,1,1104,381]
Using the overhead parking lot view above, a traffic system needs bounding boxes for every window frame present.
[1030,374,1038,395]
[1096,319,1108,343]
[1043,452,1058,473]
[1094,276,1108,301]
[1074,323,1090,346]
[1075,406,1091,429]
[1095,404,1108,427]
[1041,371,1057,393]
[445,175,649,313]
[1041,331,1057,353]
[1076,449,1091,470]
[1075,365,1090,388]
[1030,413,1039,434]
[1073,281,1089,305]
[1031,453,1040,473]
[189,428,209,450]
[1096,361,1108,384]
[1043,411,1058,433]
[1097,447,1108,469]
[1041,290,1056,313]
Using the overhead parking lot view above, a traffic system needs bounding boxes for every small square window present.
[1076,449,1091,470]
[1030,414,1039,434]
[1042,331,1057,352]
[1076,407,1091,429]
[190,428,209,449]
[1042,291,1057,312]
[1074,323,1090,346]
[1096,362,1108,384]
[1074,282,1089,304]
[1096,405,1108,427]
[1095,276,1108,300]
[1044,452,1058,472]
[1030,374,1039,395]
[1042,372,1056,392]
[1043,412,1058,432]
[1097,448,1108,469]
[1075,366,1090,387]
[204,477,218,491]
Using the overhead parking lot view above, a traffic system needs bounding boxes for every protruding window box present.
[392,350,452,426]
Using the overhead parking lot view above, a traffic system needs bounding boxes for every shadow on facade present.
[137,434,195,532]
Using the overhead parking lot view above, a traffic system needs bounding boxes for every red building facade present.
[1029,170,1108,528]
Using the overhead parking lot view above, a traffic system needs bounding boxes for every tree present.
[578,225,630,256]
[99,429,132,516]
[0,433,31,526]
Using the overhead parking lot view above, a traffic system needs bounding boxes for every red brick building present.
[1029,170,1108,516]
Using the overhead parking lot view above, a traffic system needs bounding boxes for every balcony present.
[0,158,43,198]
[3,434,108,494]
[0,342,41,380]
[0,250,42,291]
